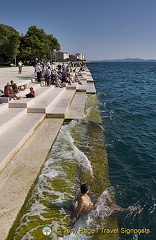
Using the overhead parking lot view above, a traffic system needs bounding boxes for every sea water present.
[88,62,156,240]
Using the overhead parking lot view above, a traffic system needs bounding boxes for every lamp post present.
[14,56,17,66]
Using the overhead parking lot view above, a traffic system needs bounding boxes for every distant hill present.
[90,58,156,62]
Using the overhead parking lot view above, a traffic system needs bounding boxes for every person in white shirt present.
[45,67,51,86]
[36,63,42,82]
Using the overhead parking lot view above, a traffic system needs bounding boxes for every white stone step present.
[66,92,86,119]
[76,80,87,92]
[79,77,87,81]
[86,76,94,82]
[9,85,55,108]
[0,112,45,172]
[82,72,87,76]
[87,79,94,82]
[66,83,77,89]
[46,89,76,118]
[0,102,9,111]
[27,87,65,113]
[0,108,27,134]
[17,82,41,98]
[85,69,91,73]
[87,82,96,94]
[0,97,13,103]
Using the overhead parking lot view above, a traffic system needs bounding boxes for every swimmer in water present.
[73,183,140,221]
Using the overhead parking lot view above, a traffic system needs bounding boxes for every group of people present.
[34,61,84,87]
[3,81,21,100]
[2,81,35,100]
[1,61,86,101]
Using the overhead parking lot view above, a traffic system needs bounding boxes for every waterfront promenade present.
[0,65,96,239]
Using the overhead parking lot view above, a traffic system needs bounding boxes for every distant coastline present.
[88,58,156,63]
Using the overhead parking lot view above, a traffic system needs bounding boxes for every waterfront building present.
[55,51,69,61]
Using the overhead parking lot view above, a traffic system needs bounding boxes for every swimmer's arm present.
[74,198,85,219]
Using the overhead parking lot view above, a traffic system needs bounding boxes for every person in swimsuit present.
[4,82,21,99]
[10,80,19,93]
[74,183,140,221]
[74,183,94,219]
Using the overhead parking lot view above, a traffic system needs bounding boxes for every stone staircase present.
[27,87,65,113]
[46,88,76,118]
[0,67,97,239]
[0,68,96,173]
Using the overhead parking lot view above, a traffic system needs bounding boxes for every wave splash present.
[15,120,94,240]
[59,189,112,240]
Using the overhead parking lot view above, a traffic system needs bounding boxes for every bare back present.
[79,194,94,214]
[74,192,94,218]
[4,85,11,95]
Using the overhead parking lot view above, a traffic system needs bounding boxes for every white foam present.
[58,190,113,240]
[44,121,93,176]
[14,120,94,239]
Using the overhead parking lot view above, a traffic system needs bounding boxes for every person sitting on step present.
[26,87,35,98]
[4,82,21,100]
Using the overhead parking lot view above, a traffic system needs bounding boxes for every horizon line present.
[88,58,156,62]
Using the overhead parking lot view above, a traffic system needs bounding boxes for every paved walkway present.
[0,66,35,90]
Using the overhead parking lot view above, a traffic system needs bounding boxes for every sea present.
[10,62,156,240]
[87,61,156,240]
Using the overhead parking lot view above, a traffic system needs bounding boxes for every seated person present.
[26,87,35,98]
[10,80,19,93]
[61,70,67,83]
[53,77,63,88]
[51,73,56,85]
[74,184,94,219]
[66,73,72,85]
[4,82,21,100]
[74,183,140,221]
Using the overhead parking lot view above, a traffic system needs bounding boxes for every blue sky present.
[1,0,156,60]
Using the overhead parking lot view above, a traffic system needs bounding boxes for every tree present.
[17,26,61,62]
[0,24,20,64]
[68,55,77,62]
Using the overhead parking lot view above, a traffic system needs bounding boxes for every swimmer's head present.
[81,183,89,194]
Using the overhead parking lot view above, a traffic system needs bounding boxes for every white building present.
[75,53,85,61]
[56,52,69,61]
